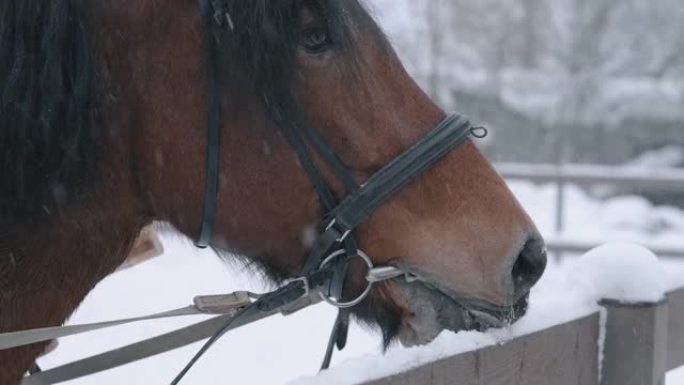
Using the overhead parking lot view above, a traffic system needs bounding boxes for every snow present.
[293,243,674,385]
[668,366,684,385]
[663,259,684,292]
[292,256,599,385]
[570,243,666,303]
[34,180,684,385]
[508,181,684,247]
[624,146,684,169]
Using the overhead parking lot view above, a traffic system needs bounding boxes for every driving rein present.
[6,1,487,383]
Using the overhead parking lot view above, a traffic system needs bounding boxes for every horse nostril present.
[511,236,547,301]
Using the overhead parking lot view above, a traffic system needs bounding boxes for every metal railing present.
[497,163,684,191]
[497,162,684,257]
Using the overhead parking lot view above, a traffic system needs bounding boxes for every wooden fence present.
[357,287,684,385]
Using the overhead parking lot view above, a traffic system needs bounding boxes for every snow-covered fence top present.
[356,295,678,385]
[292,244,684,385]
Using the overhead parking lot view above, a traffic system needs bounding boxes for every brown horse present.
[0,0,546,383]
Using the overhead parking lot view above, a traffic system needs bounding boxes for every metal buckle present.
[283,276,310,299]
[281,293,323,316]
[366,266,404,283]
[470,125,489,139]
[318,249,374,309]
[213,12,234,29]
[366,266,422,284]
[325,219,352,243]
[194,292,253,314]
[209,0,235,30]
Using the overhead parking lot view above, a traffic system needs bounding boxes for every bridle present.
[6,1,487,384]
[186,0,486,381]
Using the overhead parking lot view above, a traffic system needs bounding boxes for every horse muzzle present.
[389,273,530,347]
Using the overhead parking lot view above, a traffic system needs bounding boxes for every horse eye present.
[300,27,330,53]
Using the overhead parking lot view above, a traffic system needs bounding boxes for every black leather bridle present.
[176,0,487,383]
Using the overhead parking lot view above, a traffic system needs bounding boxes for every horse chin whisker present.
[348,287,404,351]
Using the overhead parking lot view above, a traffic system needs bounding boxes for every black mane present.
[0,0,100,221]
[0,0,402,345]
[0,0,375,222]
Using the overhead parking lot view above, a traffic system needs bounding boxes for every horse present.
[0,0,547,383]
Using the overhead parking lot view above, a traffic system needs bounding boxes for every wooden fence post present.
[600,298,668,385]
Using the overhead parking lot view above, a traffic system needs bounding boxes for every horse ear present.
[0,0,100,218]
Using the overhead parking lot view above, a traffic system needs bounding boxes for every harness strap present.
[170,265,335,383]
[170,305,261,385]
[195,0,224,248]
[278,121,339,212]
[300,122,359,193]
[298,114,475,368]
[302,225,343,274]
[320,309,349,370]
[319,248,352,370]
[331,114,473,232]
[15,265,409,384]
[22,313,263,385]
[1,306,202,351]
[22,271,333,385]
[278,118,359,370]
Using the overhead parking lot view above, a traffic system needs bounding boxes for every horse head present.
[129,0,547,347]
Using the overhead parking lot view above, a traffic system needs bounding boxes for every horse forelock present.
[213,0,376,127]
[0,0,101,221]
[0,0,382,223]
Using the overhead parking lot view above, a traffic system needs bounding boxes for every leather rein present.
[6,1,487,383]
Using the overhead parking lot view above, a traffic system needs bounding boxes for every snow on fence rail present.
[345,245,680,385]
[356,290,681,385]
[291,244,680,385]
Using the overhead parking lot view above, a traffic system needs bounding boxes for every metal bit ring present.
[318,249,374,309]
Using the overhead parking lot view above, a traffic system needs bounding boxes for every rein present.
[5,0,488,383]
[9,265,409,385]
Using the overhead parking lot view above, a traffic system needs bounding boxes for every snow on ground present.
[36,181,684,384]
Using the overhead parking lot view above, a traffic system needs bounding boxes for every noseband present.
[185,0,486,381]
